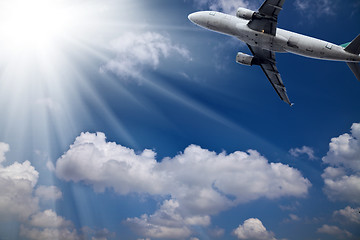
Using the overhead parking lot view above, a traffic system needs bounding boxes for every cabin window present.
[326,43,332,49]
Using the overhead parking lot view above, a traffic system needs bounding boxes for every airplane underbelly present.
[236,25,287,52]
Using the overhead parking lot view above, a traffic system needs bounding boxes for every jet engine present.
[236,7,255,20]
[236,52,260,66]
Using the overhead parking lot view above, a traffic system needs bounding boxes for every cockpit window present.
[209,12,216,16]
[326,43,332,49]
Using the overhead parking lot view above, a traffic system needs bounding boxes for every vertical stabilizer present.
[347,62,360,81]
[344,34,360,55]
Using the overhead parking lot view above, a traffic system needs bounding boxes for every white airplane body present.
[188,0,360,105]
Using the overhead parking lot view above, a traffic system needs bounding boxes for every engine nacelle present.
[236,52,256,66]
[236,7,255,20]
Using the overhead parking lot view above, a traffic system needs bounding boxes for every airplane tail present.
[347,62,360,81]
[344,34,360,55]
[344,34,360,81]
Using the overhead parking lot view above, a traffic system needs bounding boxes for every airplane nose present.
[188,12,205,26]
[188,13,196,23]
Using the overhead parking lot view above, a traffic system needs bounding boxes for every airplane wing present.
[247,44,292,105]
[247,0,285,36]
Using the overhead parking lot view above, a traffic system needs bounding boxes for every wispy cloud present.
[317,224,352,238]
[100,31,191,81]
[289,146,316,160]
[192,0,261,14]
[333,206,360,224]
[294,0,337,18]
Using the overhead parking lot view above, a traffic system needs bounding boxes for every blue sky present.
[0,0,360,239]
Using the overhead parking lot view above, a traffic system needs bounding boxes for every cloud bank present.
[56,132,311,238]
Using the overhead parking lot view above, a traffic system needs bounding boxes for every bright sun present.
[0,0,75,55]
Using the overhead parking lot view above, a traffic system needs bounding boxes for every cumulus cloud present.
[322,123,360,171]
[333,206,360,224]
[100,32,191,80]
[289,146,316,160]
[20,210,115,240]
[321,123,360,203]
[35,185,62,201]
[233,218,277,240]
[20,224,81,240]
[317,224,352,238]
[126,199,194,239]
[0,143,39,221]
[0,142,110,240]
[29,209,72,228]
[21,209,115,240]
[56,132,311,238]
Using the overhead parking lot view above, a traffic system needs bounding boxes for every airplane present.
[188,0,360,105]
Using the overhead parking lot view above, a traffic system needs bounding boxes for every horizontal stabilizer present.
[347,62,360,81]
[345,34,360,55]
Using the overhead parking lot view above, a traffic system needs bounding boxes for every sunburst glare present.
[0,0,81,57]
[0,0,138,159]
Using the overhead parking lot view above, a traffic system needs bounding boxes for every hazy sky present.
[0,0,359,239]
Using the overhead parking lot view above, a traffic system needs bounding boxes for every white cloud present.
[208,227,225,238]
[333,206,360,224]
[46,160,55,172]
[294,0,336,17]
[193,0,254,14]
[322,123,360,203]
[0,143,39,221]
[82,227,115,240]
[21,210,114,240]
[100,32,191,81]
[126,199,193,239]
[317,224,352,238]
[0,142,9,163]
[20,224,81,240]
[289,214,300,221]
[289,146,316,160]
[233,218,277,240]
[0,141,108,240]
[322,123,360,171]
[35,185,62,201]
[294,0,309,11]
[56,132,311,239]
[29,209,72,228]
[279,201,300,211]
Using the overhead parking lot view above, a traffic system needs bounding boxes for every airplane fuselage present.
[189,11,360,63]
